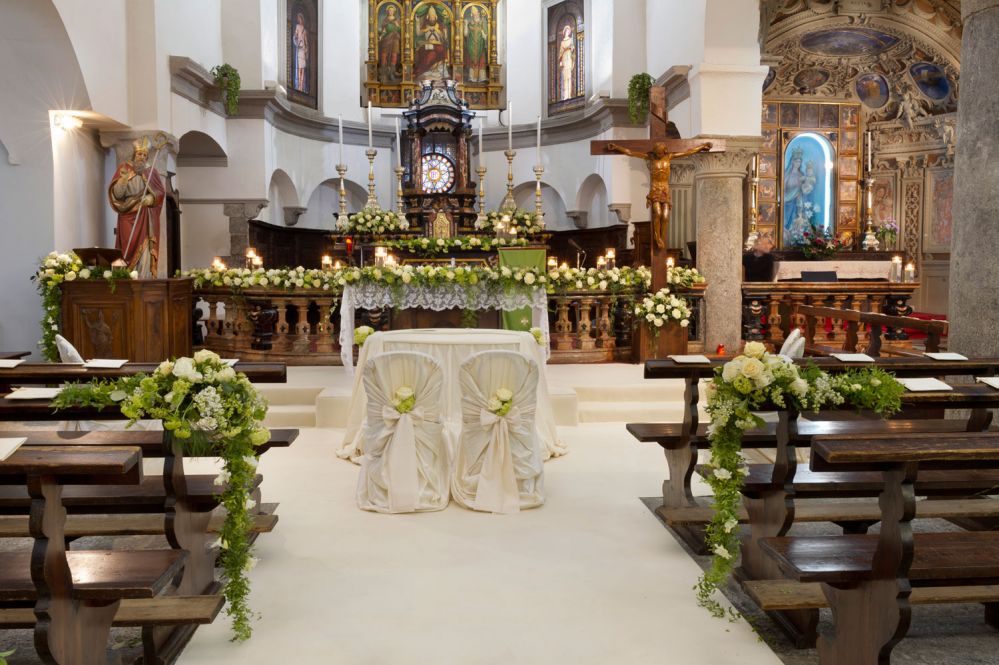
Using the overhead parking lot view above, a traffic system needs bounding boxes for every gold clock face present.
[421,153,455,193]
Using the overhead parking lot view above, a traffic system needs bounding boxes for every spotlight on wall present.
[52,113,83,131]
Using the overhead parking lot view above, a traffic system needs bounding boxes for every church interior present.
[0,0,997,663]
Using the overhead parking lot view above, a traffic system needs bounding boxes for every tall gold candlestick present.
[861,175,878,251]
[336,163,348,219]
[394,165,405,214]
[500,149,517,212]
[533,164,545,224]
[365,148,380,210]
[745,166,760,251]
[476,164,488,226]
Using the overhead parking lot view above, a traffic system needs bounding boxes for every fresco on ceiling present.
[793,68,830,92]
[763,67,776,91]
[800,28,900,57]
[910,63,951,100]
[855,73,890,108]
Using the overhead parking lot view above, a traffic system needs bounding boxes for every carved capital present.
[283,206,308,227]
[669,161,696,186]
[607,203,631,224]
[223,200,269,220]
[565,210,588,229]
[692,139,761,178]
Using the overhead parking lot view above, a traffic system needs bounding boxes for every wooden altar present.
[61,278,193,362]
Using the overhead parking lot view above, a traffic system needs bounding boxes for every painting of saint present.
[838,206,857,230]
[780,103,799,127]
[762,103,778,126]
[758,203,775,227]
[855,73,890,108]
[873,178,895,225]
[547,1,584,115]
[759,154,777,179]
[820,104,839,128]
[841,130,858,154]
[910,63,951,101]
[839,180,858,201]
[463,5,489,83]
[782,133,836,246]
[377,3,403,83]
[759,179,777,202]
[839,155,858,179]
[762,127,778,151]
[286,0,318,108]
[799,103,819,128]
[557,23,576,100]
[413,4,450,80]
[840,105,859,128]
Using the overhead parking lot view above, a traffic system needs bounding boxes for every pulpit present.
[61,278,193,362]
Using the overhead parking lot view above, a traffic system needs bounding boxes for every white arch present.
[513,181,569,231]
[177,130,228,167]
[298,177,368,229]
[575,173,610,228]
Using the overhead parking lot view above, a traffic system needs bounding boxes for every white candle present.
[866,130,872,172]
[395,117,402,169]
[752,155,758,177]
[338,114,344,165]
[507,101,513,151]
[867,187,873,211]
[892,255,903,282]
[478,118,483,158]
[536,115,542,165]
[904,262,915,282]
[367,101,373,149]
[666,257,675,269]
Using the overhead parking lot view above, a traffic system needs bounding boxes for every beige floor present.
[178,421,782,665]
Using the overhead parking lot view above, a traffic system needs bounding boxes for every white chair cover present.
[779,328,805,358]
[452,350,544,514]
[356,351,450,513]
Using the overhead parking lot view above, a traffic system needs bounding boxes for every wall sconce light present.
[52,113,83,131]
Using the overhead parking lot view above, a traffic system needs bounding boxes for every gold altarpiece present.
[365,0,504,109]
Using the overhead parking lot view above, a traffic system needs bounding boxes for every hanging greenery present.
[627,73,655,124]
[211,64,242,116]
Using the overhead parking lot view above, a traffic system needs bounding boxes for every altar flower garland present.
[665,265,706,288]
[335,207,409,235]
[32,251,136,362]
[696,342,905,618]
[51,350,270,641]
[633,288,693,335]
[544,266,652,294]
[383,235,530,255]
[475,209,544,235]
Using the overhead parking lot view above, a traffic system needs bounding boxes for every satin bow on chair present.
[475,407,522,514]
[381,406,427,513]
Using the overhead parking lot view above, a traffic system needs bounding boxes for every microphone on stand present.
[568,239,586,270]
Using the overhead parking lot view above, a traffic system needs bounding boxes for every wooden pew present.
[796,304,948,357]
[0,361,287,383]
[0,445,197,664]
[0,351,30,360]
[759,432,999,664]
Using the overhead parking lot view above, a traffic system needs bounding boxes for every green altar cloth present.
[498,247,546,331]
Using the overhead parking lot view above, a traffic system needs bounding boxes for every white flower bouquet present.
[546,266,652,294]
[529,327,544,345]
[475,209,544,235]
[665,265,706,288]
[488,387,514,416]
[392,386,416,414]
[354,326,375,346]
[633,287,693,336]
[336,207,410,235]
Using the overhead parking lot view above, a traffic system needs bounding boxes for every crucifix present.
[590,88,724,293]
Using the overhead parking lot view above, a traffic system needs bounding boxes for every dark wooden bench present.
[797,304,948,357]
[0,445,206,664]
[759,432,999,663]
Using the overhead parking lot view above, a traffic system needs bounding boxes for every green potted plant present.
[211,64,241,116]
[627,73,654,124]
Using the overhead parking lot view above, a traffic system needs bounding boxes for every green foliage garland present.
[697,343,905,617]
[32,252,135,362]
[211,64,241,116]
[627,73,655,124]
[52,350,270,641]
[474,209,544,235]
[383,235,530,255]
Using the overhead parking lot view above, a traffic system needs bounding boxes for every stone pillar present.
[224,200,269,266]
[948,0,999,356]
[693,138,759,352]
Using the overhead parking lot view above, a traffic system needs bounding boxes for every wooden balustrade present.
[742,282,918,351]
[797,304,948,357]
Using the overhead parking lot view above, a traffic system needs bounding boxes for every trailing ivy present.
[627,73,655,124]
[211,64,242,116]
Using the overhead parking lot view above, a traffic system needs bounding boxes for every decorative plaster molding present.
[607,204,631,224]
[657,66,692,112]
[565,210,588,230]
[283,206,307,227]
[170,56,226,117]
[692,137,762,177]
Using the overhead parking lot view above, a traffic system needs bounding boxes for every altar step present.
[574,380,705,423]
[257,386,324,428]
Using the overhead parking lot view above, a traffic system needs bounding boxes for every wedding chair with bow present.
[452,350,544,514]
[356,351,450,513]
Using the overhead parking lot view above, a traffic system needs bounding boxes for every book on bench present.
[0,437,26,461]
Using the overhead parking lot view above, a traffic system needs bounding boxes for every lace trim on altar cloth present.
[339,283,551,370]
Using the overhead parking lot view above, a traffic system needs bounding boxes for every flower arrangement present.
[392,386,416,414]
[529,327,544,345]
[800,224,842,260]
[335,207,409,235]
[545,266,652,294]
[665,265,706,289]
[32,251,136,362]
[474,209,544,235]
[354,326,375,346]
[182,266,339,292]
[875,219,899,248]
[52,349,270,641]
[633,288,693,336]
[696,342,905,617]
[488,388,514,416]
[383,235,530,255]
[337,263,547,292]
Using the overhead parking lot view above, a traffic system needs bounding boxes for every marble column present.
[693,138,760,352]
[948,0,999,356]
[224,200,269,266]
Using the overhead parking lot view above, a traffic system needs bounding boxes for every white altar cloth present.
[773,260,891,281]
[337,329,566,462]
[339,282,550,371]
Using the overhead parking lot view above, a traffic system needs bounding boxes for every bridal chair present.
[357,351,450,513]
[452,350,544,514]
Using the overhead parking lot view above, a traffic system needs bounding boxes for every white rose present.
[790,378,809,396]
[599,280,608,290]
[655,304,666,314]
[743,341,767,359]
[680,319,689,328]
[495,388,513,402]
[129,271,139,279]
[740,357,764,379]
[487,397,503,412]
[79,268,91,279]
[524,273,536,285]
[672,308,682,319]
[653,317,664,327]
[193,348,219,364]
[103,270,112,279]
[216,367,237,382]
[402,273,412,284]
[157,360,174,375]
[396,386,414,400]
[258,277,269,286]
[65,271,77,281]
[645,313,655,322]
[722,358,744,382]
[713,467,732,480]
[172,357,203,382]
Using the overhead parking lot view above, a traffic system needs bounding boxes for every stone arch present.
[574,173,610,229]
[513,181,569,231]
[177,130,228,167]
[298,178,368,229]
[262,168,301,226]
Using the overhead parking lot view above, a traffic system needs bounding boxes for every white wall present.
[51,122,107,250]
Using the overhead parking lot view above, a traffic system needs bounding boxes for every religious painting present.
[782,132,837,246]
[759,179,777,202]
[855,73,890,109]
[838,206,858,231]
[839,180,858,201]
[375,1,404,83]
[780,103,799,127]
[799,27,899,57]
[758,203,776,227]
[910,62,951,101]
[762,127,778,151]
[762,102,778,126]
[924,169,953,251]
[841,130,858,154]
[463,4,489,84]
[365,0,504,109]
[286,0,319,109]
[819,104,839,128]
[793,69,829,93]
[840,105,858,129]
[799,103,819,128]
[413,2,452,80]
[839,155,859,179]
[759,154,777,179]
[872,176,895,226]
[546,0,585,116]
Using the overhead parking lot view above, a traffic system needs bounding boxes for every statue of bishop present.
[108,136,164,277]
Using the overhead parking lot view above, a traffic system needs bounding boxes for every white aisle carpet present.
[178,422,781,665]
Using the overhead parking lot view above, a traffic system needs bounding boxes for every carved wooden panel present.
[903,180,922,272]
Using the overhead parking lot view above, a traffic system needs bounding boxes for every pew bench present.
[758,432,999,664]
